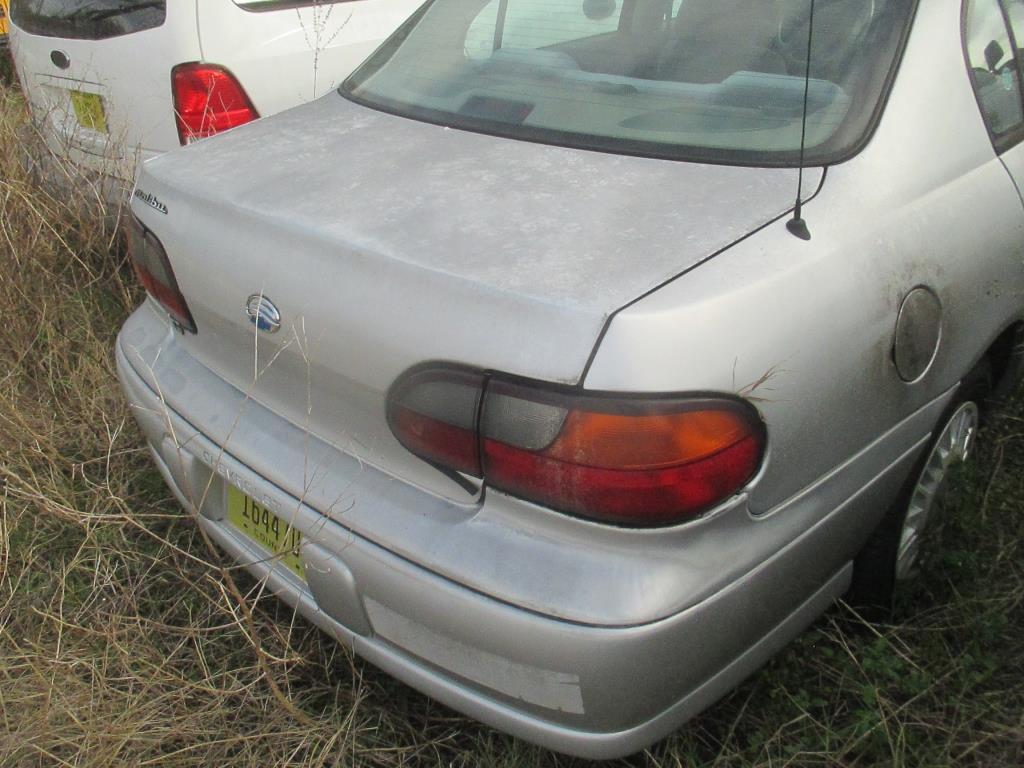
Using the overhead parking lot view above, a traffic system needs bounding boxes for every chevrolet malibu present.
[116,0,1024,758]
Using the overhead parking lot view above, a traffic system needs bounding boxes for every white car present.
[8,0,420,196]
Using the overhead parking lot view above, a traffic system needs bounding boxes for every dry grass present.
[0,82,1022,767]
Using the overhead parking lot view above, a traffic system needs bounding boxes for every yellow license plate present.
[226,486,305,582]
[69,90,107,133]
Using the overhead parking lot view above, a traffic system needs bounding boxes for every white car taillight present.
[171,63,259,145]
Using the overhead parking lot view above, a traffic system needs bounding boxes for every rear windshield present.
[11,0,165,40]
[343,0,916,166]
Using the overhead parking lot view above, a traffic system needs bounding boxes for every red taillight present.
[171,63,259,145]
[387,368,765,527]
[127,215,196,333]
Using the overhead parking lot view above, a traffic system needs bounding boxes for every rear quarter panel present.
[586,0,1024,521]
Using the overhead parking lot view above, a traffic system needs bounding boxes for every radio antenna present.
[786,0,817,241]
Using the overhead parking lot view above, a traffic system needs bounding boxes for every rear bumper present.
[115,303,946,758]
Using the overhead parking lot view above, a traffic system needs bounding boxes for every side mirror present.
[985,39,1005,72]
[582,0,617,22]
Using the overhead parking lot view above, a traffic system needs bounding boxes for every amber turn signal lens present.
[543,409,752,470]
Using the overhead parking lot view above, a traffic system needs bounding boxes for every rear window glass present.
[344,0,917,167]
[11,0,165,40]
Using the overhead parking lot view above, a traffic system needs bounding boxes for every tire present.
[848,361,991,613]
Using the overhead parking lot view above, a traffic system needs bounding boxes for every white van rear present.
[8,0,420,194]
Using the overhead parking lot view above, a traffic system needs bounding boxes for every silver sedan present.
[116,0,1024,758]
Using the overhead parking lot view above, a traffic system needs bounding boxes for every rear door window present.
[963,0,1024,149]
[10,0,165,40]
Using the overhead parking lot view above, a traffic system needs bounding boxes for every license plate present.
[69,90,107,133]
[226,486,305,582]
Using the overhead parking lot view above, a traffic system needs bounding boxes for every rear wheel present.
[849,364,989,612]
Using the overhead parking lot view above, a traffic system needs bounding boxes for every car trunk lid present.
[132,93,821,504]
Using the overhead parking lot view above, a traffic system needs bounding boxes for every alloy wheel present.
[895,401,980,580]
